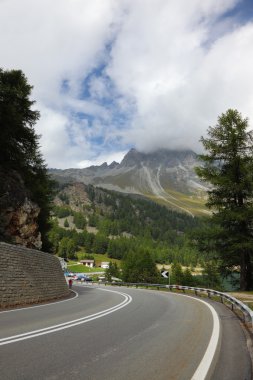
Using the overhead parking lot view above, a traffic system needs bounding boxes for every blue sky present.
[1,0,253,168]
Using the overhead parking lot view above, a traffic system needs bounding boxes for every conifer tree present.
[196,109,253,290]
[0,68,53,249]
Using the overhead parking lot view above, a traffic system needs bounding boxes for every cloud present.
[77,150,128,169]
[1,0,253,167]
[107,0,252,153]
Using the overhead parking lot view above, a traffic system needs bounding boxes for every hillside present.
[49,148,208,216]
[49,182,204,266]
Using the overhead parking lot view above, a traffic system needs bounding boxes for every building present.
[80,259,95,268]
[101,262,110,269]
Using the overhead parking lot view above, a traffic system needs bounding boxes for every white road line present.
[0,290,78,314]
[0,289,132,346]
[190,297,220,380]
[161,291,220,380]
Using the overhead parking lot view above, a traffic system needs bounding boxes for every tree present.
[171,263,184,284]
[0,68,53,249]
[64,219,69,228]
[122,250,159,283]
[196,109,253,290]
[105,262,120,281]
[58,237,77,259]
[92,234,108,254]
[202,261,221,289]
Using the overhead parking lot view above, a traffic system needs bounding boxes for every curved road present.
[0,285,251,379]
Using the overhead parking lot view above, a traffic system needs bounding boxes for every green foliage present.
[58,237,77,259]
[50,181,206,267]
[202,261,221,289]
[122,249,159,283]
[196,109,253,290]
[53,206,71,218]
[88,214,98,227]
[105,262,120,281]
[171,263,185,285]
[92,234,109,254]
[0,68,53,249]
[73,211,86,229]
[64,218,69,228]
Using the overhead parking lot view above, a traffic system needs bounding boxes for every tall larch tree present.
[196,109,253,290]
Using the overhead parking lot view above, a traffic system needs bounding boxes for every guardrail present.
[103,281,253,327]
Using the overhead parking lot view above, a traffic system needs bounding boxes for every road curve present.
[0,285,251,379]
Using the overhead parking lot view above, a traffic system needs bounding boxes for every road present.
[0,285,251,380]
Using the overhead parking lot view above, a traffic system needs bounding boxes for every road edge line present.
[187,297,220,380]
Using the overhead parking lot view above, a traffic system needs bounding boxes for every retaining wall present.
[0,242,69,308]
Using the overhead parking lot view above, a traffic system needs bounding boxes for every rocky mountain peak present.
[49,147,207,216]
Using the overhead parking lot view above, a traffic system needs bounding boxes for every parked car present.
[73,274,92,282]
[65,271,74,277]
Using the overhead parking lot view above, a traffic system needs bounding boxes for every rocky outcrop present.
[0,169,42,249]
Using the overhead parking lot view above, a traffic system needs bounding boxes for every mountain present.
[51,182,202,266]
[49,149,209,216]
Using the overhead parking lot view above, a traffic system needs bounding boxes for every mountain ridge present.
[49,148,208,216]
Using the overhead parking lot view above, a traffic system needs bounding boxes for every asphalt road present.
[0,285,251,380]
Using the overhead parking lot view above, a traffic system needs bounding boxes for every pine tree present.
[0,69,53,249]
[196,109,253,290]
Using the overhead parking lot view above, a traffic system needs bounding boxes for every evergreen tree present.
[105,262,120,281]
[122,250,159,283]
[196,109,253,290]
[64,219,69,228]
[202,261,221,289]
[0,68,53,249]
[171,263,184,284]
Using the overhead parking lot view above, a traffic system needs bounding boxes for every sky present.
[1,0,253,169]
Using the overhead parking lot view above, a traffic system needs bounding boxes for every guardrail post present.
[195,289,198,296]
[220,295,223,303]
[207,291,211,299]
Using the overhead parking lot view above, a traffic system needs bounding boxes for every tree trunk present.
[240,251,252,290]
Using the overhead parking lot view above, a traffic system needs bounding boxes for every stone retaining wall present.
[0,242,69,308]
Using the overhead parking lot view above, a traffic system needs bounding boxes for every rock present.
[0,169,42,249]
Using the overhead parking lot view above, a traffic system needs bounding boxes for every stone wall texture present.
[0,242,69,308]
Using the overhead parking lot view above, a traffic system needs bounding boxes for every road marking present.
[0,290,78,314]
[0,289,132,346]
[190,297,220,380]
[162,291,220,380]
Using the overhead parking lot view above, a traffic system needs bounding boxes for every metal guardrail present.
[103,281,253,327]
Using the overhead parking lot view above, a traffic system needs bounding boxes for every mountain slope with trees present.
[49,181,204,268]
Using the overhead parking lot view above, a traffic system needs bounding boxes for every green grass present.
[67,264,104,273]
[67,252,122,273]
[145,188,208,216]
[76,252,121,266]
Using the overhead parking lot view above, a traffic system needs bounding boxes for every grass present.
[77,252,121,266]
[146,187,208,216]
[67,264,104,273]
[67,252,122,273]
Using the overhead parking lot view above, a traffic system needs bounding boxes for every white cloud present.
[1,0,253,167]
[77,150,127,168]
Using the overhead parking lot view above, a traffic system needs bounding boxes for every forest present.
[48,182,207,268]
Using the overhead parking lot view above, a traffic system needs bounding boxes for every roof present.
[80,259,95,263]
